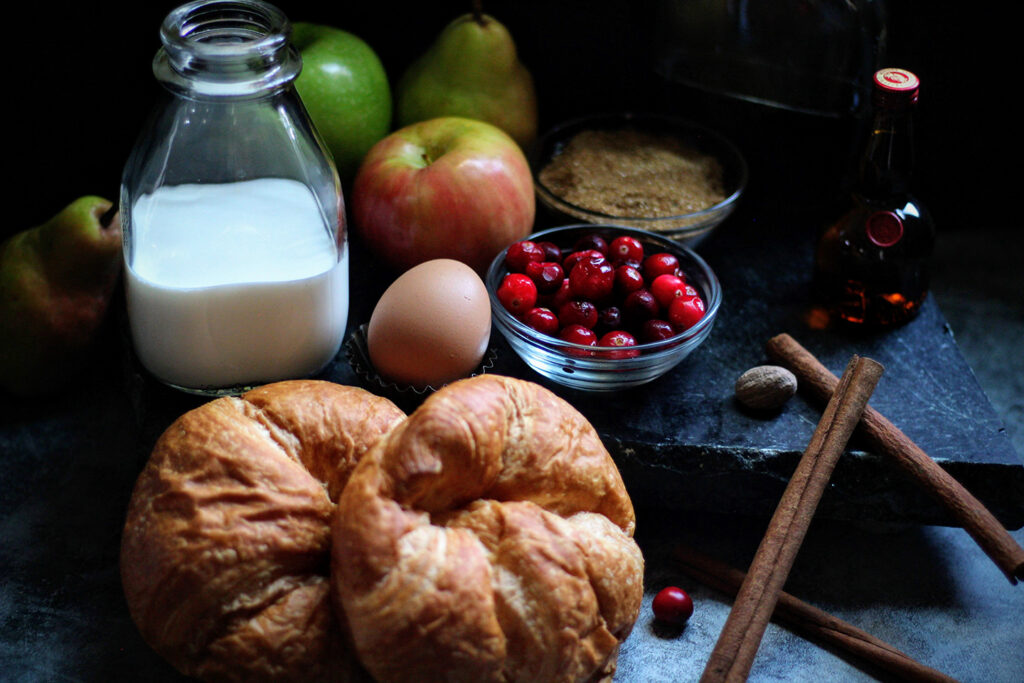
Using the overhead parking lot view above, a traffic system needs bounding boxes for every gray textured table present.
[2,206,1022,681]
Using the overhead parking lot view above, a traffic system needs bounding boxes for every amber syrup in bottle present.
[814,68,936,328]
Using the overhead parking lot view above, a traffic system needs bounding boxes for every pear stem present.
[100,202,118,229]
[471,0,486,26]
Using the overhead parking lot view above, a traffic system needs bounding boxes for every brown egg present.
[367,259,492,388]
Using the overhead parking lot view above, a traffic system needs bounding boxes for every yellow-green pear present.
[0,197,122,395]
[395,9,538,148]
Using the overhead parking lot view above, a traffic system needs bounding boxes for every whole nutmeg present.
[735,365,798,411]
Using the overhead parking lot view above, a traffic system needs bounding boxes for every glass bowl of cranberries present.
[531,112,747,244]
[487,224,721,391]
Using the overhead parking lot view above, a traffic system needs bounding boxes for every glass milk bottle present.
[121,0,348,395]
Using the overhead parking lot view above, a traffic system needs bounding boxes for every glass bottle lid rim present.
[161,0,290,58]
[873,68,920,107]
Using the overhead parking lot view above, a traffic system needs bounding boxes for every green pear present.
[395,9,538,149]
[0,197,122,395]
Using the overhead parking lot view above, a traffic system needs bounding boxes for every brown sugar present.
[538,128,726,218]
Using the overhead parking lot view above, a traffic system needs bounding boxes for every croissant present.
[120,380,405,682]
[332,374,644,682]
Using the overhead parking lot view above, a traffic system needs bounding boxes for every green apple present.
[0,196,122,395]
[292,22,392,183]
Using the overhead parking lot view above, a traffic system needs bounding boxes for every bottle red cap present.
[873,68,920,109]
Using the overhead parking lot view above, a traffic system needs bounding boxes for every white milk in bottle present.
[125,177,348,392]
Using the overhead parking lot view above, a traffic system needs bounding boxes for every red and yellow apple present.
[351,116,535,274]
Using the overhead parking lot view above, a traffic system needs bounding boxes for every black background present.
[6,1,1017,239]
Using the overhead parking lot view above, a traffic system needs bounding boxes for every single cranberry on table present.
[504,240,544,273]
[523,307,559,335]
[524,260,565,293]
[569,258,615,300]
[558,299,599,329]
[497,273,538,317]
[668,294,706,331]
[643,252,681,281]
[652,586,694,625]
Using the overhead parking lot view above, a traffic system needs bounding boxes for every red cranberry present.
[573,233,609,256]
[650,273,690,308]
[505,240,544,273]
[525,260,565,294]
[598,330,637,347]
[652,586,693,625]
[497,273,537,317]
[623,288,660,323]
[614,264,645,295]
[559,324,597,347]
[609,235,644,264]
[569,258,615,301]
[558,300,599,329]
[596,306,622,332]
[668,294,706,331]
[562,248,605,274]
[524,307,559,336]
[596,330,640,359]
[541,277,574,311]
[536,240,562,262]
[639,319,677,343]
[643,252,681,281]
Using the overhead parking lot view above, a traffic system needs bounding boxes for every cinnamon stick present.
[700,355,884,683]
[766,332,1024,584]
[675,543,958,683]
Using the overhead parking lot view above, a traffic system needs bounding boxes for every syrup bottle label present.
[865,210,904,247]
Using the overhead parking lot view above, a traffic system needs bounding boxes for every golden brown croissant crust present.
[120,380,405,682]
[332,374,644,683]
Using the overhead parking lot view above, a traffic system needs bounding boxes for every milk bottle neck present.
[153,0,301,99]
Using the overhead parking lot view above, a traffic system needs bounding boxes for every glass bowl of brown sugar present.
[531,112,748,244]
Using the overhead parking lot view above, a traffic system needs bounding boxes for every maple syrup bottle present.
[814,68,935,328]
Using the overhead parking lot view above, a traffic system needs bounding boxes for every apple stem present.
[471,0,486,26]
